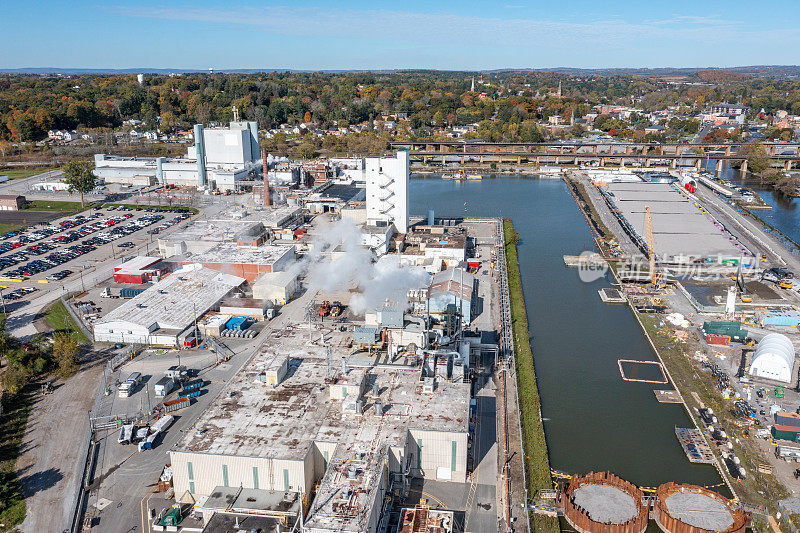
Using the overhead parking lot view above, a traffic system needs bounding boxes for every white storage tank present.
[749,333,795,383]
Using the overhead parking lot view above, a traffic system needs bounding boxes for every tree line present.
[2,70,800,144]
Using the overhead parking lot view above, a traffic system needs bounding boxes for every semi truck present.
[118,372,142,398]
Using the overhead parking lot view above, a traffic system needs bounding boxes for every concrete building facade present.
[365,151,409,233]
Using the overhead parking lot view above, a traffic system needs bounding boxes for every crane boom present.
[645,205,657,286]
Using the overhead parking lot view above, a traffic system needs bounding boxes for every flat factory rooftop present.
[604,182,750,260]
[96,266,244,331]
[174,325,469,460]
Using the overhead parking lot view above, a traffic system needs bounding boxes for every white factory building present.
[93,266,245,346]
[365,151,409,233]
[169,327,470,533]
[93,121,259,191]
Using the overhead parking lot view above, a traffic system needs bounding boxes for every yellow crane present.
[645,205,660,287]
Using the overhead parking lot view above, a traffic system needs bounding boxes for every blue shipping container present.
[226,317,251,331]
[757,311,800,327]
[121,288,146,298]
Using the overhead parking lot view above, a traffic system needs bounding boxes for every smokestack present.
[262,148,272,206]
[193,124,207,187]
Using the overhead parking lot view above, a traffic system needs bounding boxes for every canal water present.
[410,175,722,488]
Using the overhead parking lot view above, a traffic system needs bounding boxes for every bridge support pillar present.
[695,159,702,170]
[770,145,777,156]
[536,157,540,166]
[725,146,732,156]
[555,157,560,165]
[645,158,651,168]
[600,158,605,167]
[517,156,521,165]
[479,156,484,164]
[423,156,428,164]
[625,146,631,155]
[560,146,565,154]
[786,161,793,171]
[716,159,724,173]
[671,159,677,169]
[741,159,748,173]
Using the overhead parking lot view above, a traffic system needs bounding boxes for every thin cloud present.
[104,4,800,59]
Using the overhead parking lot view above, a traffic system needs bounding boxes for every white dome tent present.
[749,333,796,383]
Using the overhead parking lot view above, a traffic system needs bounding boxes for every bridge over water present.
[392,141,800,171]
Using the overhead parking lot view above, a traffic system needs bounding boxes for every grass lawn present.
[22,200,87,213]
[0,167,58,180]
[0,224,23,236]
[0,389,32,531]
[503,218,558,533]
[44,299,91,344]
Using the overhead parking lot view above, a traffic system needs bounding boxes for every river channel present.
[410,175,722,488]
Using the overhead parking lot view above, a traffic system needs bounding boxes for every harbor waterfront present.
[410,175,723,488]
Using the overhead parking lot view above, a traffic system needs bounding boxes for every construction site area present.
[564,167,800,529]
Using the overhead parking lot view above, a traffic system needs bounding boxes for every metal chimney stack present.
[261,148,272,206]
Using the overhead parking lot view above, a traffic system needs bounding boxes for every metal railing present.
[495,218,531,532]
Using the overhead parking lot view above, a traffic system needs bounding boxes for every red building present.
[113,256,170,284]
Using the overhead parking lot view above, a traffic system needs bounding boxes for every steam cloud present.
[300,219,428,315]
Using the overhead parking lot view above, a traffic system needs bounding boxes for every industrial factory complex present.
[21,121,797,533]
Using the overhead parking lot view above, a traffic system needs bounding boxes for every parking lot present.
[0,206,194,308]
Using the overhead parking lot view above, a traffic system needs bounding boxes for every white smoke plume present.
[300,218,428,315]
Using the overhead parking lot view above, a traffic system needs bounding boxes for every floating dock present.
[654,390,683,404]
[563,253,606,267]
[599,288,626,304]
[675,427,715,464]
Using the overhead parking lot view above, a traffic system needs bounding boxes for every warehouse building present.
[173,242,296,282]
[218,297,269,321]
[159,207,301,256]
[750,333,796,384]
[169,326,470,532]
[252,270,299,305]
[93,266,245,346]
[112,256,170,284]
[600,182,752,263]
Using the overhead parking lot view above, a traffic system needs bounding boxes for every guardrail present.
[495,218,531,532]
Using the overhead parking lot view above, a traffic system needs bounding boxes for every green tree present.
[744,143,769,175]
[52,332,78,378]
[62,160,96,209]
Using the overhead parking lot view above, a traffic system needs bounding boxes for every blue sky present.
[2,0,799,70]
